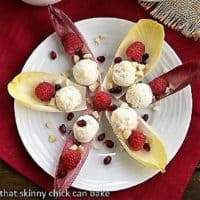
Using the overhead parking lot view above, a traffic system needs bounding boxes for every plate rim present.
[14,17,192,191]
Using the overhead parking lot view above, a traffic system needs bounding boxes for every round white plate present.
[14,18,192,191]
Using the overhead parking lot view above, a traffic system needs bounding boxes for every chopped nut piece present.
[94,37,101,45]
[69,144,78,150]
[122,130,130,140]
[83,53,92,59]
[48,97,56,107]
[86,97,92,104]
[45,121,54,129]
[78,145,84,153]
[106,82,113,90]
[48,135,57,143]
[136,70,144,79]
[91,111,99,119]
[72,55,80,64]
[99,34,107,40]
[89,81,99,92]
[93,143,100,150]
[165,87,170,94]
[152,105,159,112]
[137,64,146,71]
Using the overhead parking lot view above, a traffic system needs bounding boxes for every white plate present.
[14,18,192,191]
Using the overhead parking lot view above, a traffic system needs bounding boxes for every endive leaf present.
[8,72,87,112]
[105,104,167,171]
[103,19,164,98]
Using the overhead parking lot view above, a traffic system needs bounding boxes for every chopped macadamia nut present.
[136,70,144,79]
[78,145,84,153]
[45,121,54,129]
[89,81,99,92]
[48,135,57,143]
[99,34,107,40]
[83,53,92,59]
[72,55,80,64]
[91,111,99,119]
[69,144,78,150]
[94,37,101,45]
[152,105,160,112]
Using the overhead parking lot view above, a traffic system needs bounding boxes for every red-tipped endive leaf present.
[150,60,200,102]
[49,6,102,191]
[54,131,93,191]
[48,5,94,57]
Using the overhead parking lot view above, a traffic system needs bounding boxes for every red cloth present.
[0,0,200,199]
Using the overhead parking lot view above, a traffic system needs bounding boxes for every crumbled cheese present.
[48,135,57,143]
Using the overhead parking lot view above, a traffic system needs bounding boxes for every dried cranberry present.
[59,124,67,134]
[97,56,105,63]
[107,104,118,111]
[77,120,87,127]
[57,170,67,178]
[109,86,122,94]
[50,51,57,60]
[55,84,62,91]
[67,112,74,121]
[142,114,149,121]
[97,133,106,141]
[104,156,112,165]
[104,140,114,148]
[143,143,151,152]
[114,57,122,64]
[73,138,81,146]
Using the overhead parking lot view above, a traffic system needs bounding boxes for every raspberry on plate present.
[61,149,81,170]
[128,130,146,151]
[126,41,145,62]
[92,91,112,111]
[35,82,55,102]
[62,32,84,55]
[149,77,169,96]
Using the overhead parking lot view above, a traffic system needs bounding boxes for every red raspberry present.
[149,77,169,96]
[128,130,146,151]
[35,82,55,102]
[126,41,145,62]
[62,32,83,55]
[93,91,112,111]
[62,149,81,170]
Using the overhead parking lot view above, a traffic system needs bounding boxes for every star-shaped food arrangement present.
[8,6,200,191]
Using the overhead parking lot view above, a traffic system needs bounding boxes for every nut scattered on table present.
[152,105,160,112]
[45,121,54,129]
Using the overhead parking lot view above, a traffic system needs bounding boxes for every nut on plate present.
[69,144,78,150]
[89,81,99,92]
[48,135,57,143]
[83,53,92,59]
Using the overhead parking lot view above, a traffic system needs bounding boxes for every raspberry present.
[62,32,83,55]
[149,77,169,96]
[93,91,112,111]
[126,41,145,62]
[35,82,55,102]
[128,130,146,151]
[62,149,81,170]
